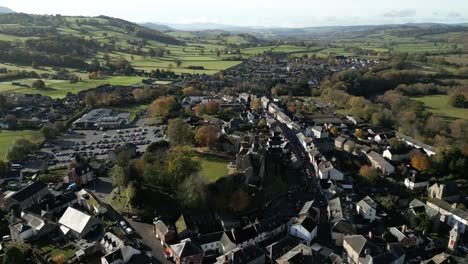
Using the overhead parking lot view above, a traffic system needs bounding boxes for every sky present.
[1,0,468,27]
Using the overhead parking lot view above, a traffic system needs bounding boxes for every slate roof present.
[231,226,258,244]
[297,216,317,233]
[357,196,377,211]
[193,231,224,245]
[170,239,203,258]
[427,198,468,221]
[10,181,47,202]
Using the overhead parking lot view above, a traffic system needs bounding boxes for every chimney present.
[401,225,407,233]
[368,231,372,239]
[452,203,457,209]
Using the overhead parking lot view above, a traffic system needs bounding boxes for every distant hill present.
[140,22,175,32]
[0,6,14,14]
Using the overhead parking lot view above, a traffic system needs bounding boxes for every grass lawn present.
[111,102,150,113]
[0,130,38,159]
[411,95,468,120]
[0,76,146,98]
[195,154,229,183]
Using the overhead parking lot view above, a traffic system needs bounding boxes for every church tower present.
[448,222,460,251]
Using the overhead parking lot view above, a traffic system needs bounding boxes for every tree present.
[32,79,45,89]
[230,187,250,212]
[148,96,177,118]
[125,182,137,209]
[166,146,201,185]
[6,139,35,162]
[359,165,378,184]
[410,151,431,172]
[51,253,66,264]
[53,121,66,133]
[257,119,267,128]
[410,212,431,233]
[178,175,205,209]
[3,245,25,264]
[193,104,206,117]
[182,86,202,96]
[330,126,339,136]
[354,129,366,140]
[85,92,97,109]
[195,126,218,148]
[175,59,182,67]
[0,159,6,177]
[132,88,145,101]
[110,165,130,190]
[250,98,260,111]
[449,93,466,108]
[40,125,58,140]
[167,118,193,146]
[205,101,219,115]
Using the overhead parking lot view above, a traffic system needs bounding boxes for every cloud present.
[447,12,462,18]
[384,9,416,18]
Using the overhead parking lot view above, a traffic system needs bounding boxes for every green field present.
[0,130,38,159]
[0,76,147,98]
[196,155,229,183]
[411,95,468,120]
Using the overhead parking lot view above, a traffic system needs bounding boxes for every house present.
[310,138,335,153]
[395,132,436,156]
[317,161,344,181]
[427,182,460,202]
[254,217,287,242]
[76,189,107,215]
[288,215,317,245]
[311,126,329,138]
[366,151,395,174]
[343,235,405,264]
[388,226,423,248]
[175,214,198,239]
[374,133,393,144]
[25,192,77,217]
[299,201,319,222]
[216,245,265,264]
[335,135,348,150]
[100,232,141,264]
[9,212,56,242]
[356,196,378,222]
[383,149,410,162]
[310,243,343,263]
[332,220,357,246]
[404,175,429,191]
[343,140,356,153]
[193,232,236,255]
[264,236,301,262]
[0,164,23,183]
[276,243,313,264]
[169,238,204,264]
[58,207,101,239]
[6,181,49,210]
[65,163,94,187]
[426,198,468,233]
[154,220,177,245]
[230,225,258,248]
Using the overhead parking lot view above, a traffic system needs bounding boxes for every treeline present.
[322,68,433,96]
[0,25,57,37]
[388,26,468,38]
[0,50,88,68]
[25,35,101,56]
[135,27,184,45]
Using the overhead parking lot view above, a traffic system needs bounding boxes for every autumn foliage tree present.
[359,165,378,184]
[205,101,219,115]
[148,96,176,117]
[410,151,431,172]
[250,98,260,111]
[354,128,366,140]
[182,86,202,96]
[195,125,218,148]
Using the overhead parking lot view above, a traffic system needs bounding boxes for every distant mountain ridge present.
[0,6,14,14]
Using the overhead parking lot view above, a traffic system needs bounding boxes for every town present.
[0,49,466,264]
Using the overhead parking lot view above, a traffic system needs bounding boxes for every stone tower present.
[448,222,460,251]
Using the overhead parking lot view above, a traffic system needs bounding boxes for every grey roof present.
[358,196,378,211]
[427,198,468,221]
[170,239,203,258]
[11,181,47,203]
[58,207,96,234]
[332,220,356,234]
[155,220,168,235]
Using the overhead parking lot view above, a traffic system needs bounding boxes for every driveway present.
[126,217,170,264]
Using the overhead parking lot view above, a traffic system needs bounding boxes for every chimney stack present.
[401,225,407,233]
